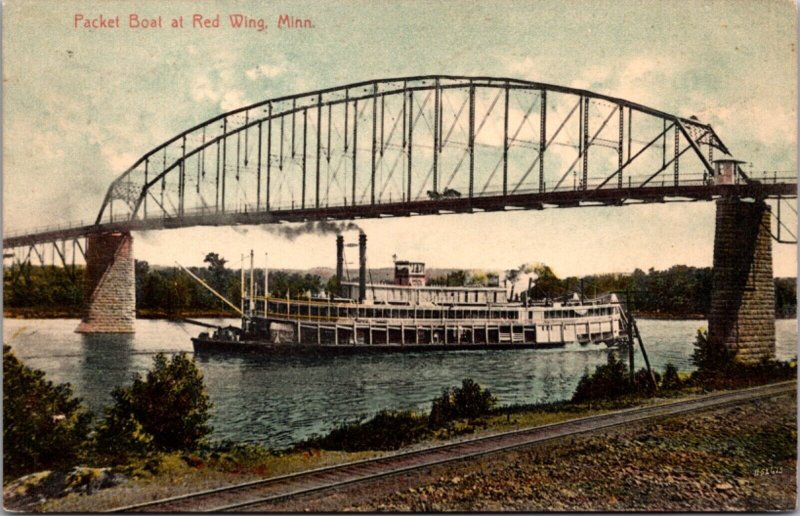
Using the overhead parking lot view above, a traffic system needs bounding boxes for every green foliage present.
[690,328,736,374]
[268,271,326,298]
[5,259,795,319]
[3,345,93,479]
[572,354,633,403]
[303,410,428,451]
[3,263,84,309]
[660,362,682,390]
[428,270,470,287]
[303,378,496,452]
[93,353,212,463]
[429,379,497,428]
[689,329,796,388]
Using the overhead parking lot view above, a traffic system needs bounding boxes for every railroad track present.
[110,380,795,513]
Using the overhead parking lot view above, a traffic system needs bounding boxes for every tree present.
[203,252,228,273]
[429,379,497,427]
[3,345,93,478]
[94,353,212,461]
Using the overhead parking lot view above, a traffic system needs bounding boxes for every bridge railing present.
[4,220,90,239]
[123,171,796,223]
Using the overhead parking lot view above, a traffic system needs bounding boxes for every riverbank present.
[276,391,798,512]
[9,384,793,512]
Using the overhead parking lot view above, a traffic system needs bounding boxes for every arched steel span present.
[96,75,740,227]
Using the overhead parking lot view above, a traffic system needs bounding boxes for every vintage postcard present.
[2,0,797,512]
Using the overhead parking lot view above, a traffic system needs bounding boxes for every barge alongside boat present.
[192,234,627,354]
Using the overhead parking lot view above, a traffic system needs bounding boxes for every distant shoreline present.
[3,306,795,321]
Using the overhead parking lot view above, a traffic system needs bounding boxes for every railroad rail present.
[109,380,796,513]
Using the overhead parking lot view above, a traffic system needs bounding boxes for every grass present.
[39,447,384,512]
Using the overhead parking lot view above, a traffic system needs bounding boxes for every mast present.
[264,252,269,316]
[249,249,255,315]
[240,253,245,315]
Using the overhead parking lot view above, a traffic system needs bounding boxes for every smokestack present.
[336,235,344,294]
[358,233,367,303]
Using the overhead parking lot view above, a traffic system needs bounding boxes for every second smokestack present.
[358,233,367,303]
[336,235,344,296]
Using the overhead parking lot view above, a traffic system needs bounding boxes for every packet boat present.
[191,234,626,354]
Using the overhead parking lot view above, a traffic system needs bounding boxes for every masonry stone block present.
[75,232,135,333]
[708,199,775,362]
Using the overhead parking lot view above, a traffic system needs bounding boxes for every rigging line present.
[548,104,619,192]
[508,98,581,194]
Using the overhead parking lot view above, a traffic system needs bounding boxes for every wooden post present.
[633,319,658,390]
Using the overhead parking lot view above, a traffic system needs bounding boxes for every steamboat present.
[192,234,627,354]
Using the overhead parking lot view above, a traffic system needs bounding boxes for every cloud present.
[220,89,248,111]
[191,74,220,104]
[245,63,284,80]
[101,147,138,173]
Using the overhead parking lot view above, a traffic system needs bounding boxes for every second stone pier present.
[708,198,775,362]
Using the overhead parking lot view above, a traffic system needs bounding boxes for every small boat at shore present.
[191,234,627,355]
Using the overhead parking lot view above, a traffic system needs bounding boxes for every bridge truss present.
[98,75,742,225]
[3,76,796,255]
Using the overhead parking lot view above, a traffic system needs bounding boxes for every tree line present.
[3,256,796,318]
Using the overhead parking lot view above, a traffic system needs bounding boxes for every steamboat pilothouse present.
[192,234,626,353]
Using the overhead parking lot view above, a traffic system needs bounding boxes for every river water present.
[3,318,796,448]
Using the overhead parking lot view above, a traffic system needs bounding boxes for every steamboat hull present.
[192,312,623,355]
[191,337,570,355]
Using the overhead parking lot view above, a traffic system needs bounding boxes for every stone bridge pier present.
[708,198,775,362]
[75,231,135,333]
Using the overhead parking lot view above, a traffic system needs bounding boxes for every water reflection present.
[79,333,134,413]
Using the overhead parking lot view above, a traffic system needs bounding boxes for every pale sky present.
[3,0,797,277]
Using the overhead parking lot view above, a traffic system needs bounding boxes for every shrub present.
[660,363,682,390]
[690,328,796,389]
[429,379,497,428]
[305,410,428,451]
[691,328,735,374]
[3,345,93,479]
[633,367,661,394]
[571,354,633,403]
[93,353,212,463]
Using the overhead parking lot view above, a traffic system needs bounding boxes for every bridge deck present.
[4,182,796,248]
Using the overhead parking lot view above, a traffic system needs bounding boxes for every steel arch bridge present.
[3,75,797,253]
